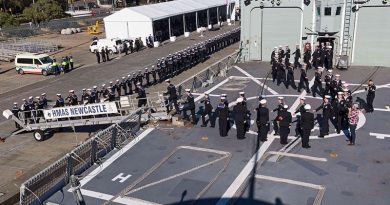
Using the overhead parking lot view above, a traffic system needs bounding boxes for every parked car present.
[89,38,124,54]
[15,53,54,76]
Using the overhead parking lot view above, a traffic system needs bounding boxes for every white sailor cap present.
[87,88,92,91]
[29,96,33,99]
[14,102,18,105]
[102,84,106,87]
[283,104,289,109]
[221,96,226,100]
[41,93,46,96]
[22,99,26,101]
[110,81,113,84]
[335,74,340,77]
[116,79,119,82]
[337,92,343,95]
[93,86,97,89]
[145,68,148,70]
[239,92,245,95]
[343,89,349,92]
[304,104,311,110]
[82,88,86,91]
[278,97,284,100]
[237,97,243,103]
[122,76,125,79]
[137,82,141,85]
[341,81,346,84]
[151,65,155,68]
[107,86,111,89]
[300,97,306,100]
[127,74,131,77]
[279,45,282,48]
[260,99,267,104]
[328,70,333,73]
[325,95,331,99]
[274,47,277,49]
[221,94,227,97]
[185,89,191,92]
[35,96,40,99]
[56,94,61,96]
[165,79,170,82]
[69,89,75,93]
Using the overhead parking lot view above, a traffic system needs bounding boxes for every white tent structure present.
[103,0,235,45]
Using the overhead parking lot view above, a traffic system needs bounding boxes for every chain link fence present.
[177,51,238,100]
[19,108,143,205]
[1,13,108,39]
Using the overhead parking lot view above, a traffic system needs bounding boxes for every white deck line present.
[369,132,390,139]
[194,78,230,102]
[374,108,390,112]
[254,175,324,190]
[230,76,362,86]
[233,66,278,95]
[267,151,327,162]
[72,128,155,188]
[80,189,161,205]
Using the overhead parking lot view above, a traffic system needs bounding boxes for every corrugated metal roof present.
[104,0,228,22]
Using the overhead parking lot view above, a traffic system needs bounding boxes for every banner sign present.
[43,102,118,120]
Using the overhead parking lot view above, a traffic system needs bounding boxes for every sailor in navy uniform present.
[298,66,310,93]
[324,70,333,96]
[284,45,291,67]
[54,94,64,107]
[181,89,196,124]
[272,97,285,135]
[239,92,251,131]
[40,93,48,108]
[311,69,323,97]
[315,95,333,138]
[294,97,306,137]
[233,98,247,139]
[216,96,229,137]
[136,83,147,107]
[279,104,292,145]
[12,102,21,129]
[301,104,314,148]
[365,79,376,113]
[164,79,179,115]
[256,99,269,142]
[200,93,214,127]
[292,44,301,69]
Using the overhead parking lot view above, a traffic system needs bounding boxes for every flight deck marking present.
[68,127,154,189]
[194,78,230,102]
[102,146,232,205]
[266,151,328,162]
[217,66,314,205]
[369,132,390,139]
[112,173,132,183]
[79,189,161,205]
[233,66,279,95]
[254,174,326,205]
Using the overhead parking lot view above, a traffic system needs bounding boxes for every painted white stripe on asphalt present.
[194,78,230,102]
[267,151,327,162]
[74,128,155,188]
[255,175,324,190]
[369,132,390,139]
[233,66,278,95]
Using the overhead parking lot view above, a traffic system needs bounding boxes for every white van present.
[89,38,124,54]
[15,53,54,76]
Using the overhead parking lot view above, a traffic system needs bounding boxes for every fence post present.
[20,184,26,205]
[91,139,97,165]
[111,126,117,149]
[66,153,73,184]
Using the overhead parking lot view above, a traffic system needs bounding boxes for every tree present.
[23,0,65,23]
[0,12,18,27]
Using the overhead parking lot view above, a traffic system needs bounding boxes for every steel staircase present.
[341,0,353,56]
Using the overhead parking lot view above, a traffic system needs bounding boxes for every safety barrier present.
[177,51,238,100]
[19,108,143,205]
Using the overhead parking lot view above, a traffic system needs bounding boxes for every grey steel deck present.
[47,62,390,205]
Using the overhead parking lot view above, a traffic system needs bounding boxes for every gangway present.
[2,92,169,141]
